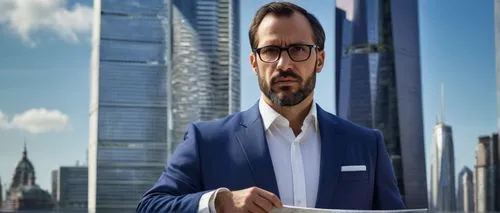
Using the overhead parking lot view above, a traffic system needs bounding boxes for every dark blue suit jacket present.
[137,103,405,212]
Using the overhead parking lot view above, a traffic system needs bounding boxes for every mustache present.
[271,70,302,84]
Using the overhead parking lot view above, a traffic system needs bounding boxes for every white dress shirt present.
[198,97,321,212]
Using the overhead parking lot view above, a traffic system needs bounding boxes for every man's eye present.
[262,48,279,54]
[290,46,306,52]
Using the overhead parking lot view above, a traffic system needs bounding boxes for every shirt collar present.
[258,95,318,132]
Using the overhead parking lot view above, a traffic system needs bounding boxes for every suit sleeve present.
[136,123,209,213]
[372,129,407,210]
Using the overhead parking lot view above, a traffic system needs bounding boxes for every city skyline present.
[0,0,497,203]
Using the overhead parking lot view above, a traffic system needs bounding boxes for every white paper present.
[270,205,428,213]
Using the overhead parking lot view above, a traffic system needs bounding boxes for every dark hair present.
[248,2,325,51]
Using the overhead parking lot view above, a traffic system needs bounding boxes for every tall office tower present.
[56,166,88,213]
[474,133,500,212]
[169,0,240,155]
[457,166,474,212]
[88,0,172,212]
[475,136,491,212]
[51,169,59,207]
[335,0,427,208]
[429,85,456,211]
[335,6,349,109]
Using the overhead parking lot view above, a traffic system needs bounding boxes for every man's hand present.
[214,186,283,213]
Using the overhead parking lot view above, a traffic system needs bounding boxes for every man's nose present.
[276,50,293,71]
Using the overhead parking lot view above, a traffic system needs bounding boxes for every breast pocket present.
[333,171,371,209]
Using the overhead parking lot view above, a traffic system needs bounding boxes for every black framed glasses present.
[253,44,318,63]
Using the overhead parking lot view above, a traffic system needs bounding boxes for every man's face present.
[250,12,325,107]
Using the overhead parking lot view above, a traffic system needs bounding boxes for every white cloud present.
[0,108,70,134]
[0,111,11,129]
[0,0,93,46]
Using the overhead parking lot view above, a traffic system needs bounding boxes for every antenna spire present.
[439,83,445,124]
[23,138,27,158]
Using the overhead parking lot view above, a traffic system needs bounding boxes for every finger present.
[253,194,273,212]
[255,188,283,208]
[246,201,266,213]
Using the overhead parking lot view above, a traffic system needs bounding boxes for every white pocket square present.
[341,165,367,172]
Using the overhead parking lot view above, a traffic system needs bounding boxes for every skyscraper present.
[474,133,500,212]
[457,166,474,213]
[88,0,172,212]
[335,0,427,208]
[429,85,456,211]
[51,169,58,208]
[89,0,240,212]
[475,136,491,212]
[56,166,88,213]
[169,0,240,156]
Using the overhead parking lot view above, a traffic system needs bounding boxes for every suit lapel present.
[235,103,280,197]
[314,105,346,208]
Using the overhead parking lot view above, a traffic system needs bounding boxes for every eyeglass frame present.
[252,44,319,63]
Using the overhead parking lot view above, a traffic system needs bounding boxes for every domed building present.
[2,144,54,211]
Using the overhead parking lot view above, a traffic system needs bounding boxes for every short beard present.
[258,64,317,107]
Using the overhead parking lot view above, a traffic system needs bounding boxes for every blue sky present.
[0,0,496,196]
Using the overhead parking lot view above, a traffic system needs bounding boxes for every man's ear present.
[250,53,258,75]
[315,50,325,73]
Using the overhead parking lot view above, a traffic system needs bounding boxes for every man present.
[137,2,405,213]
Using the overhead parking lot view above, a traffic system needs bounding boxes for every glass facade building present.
[430,123,456,211]
[170,0,240,155]
[457,166,474,213]
[430,86,456,212]
[56,166,88,212]
[335,0,428,208]
[51,170,58,205]
[474,133,500,212]
[88,0,172,212]
[475,136,490,212]
[89,0,239,212]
